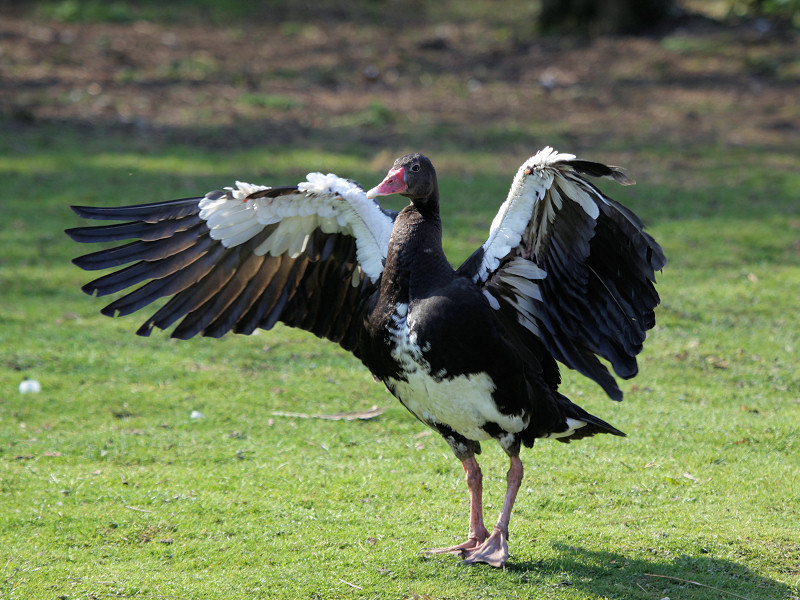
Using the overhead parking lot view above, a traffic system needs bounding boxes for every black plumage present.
[66,148,664,567]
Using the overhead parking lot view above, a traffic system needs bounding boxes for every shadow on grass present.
[4,111,592,167]
[508,542,795,600]
[6,0,428,26]
[5,116,800,234]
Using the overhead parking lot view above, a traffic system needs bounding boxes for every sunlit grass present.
[1,122,799,600]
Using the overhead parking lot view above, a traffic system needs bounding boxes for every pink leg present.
[462,456,523,567]
[427,456,490,555]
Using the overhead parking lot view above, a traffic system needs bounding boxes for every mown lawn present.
[1,123,798,600]
[2,2,800,596]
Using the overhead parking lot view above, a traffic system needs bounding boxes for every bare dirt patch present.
[2,11,798,155]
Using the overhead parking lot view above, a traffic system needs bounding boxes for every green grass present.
[1,121,799,600]
[27,0,541,26]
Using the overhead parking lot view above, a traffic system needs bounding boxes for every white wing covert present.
[458,147,665,400]
[67,173,397,352]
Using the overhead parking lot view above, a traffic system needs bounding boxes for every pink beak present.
[366,166,407,199]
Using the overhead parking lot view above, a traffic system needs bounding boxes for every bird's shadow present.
[503,543,794,599]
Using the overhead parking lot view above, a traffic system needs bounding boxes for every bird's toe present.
[460,528,508,568]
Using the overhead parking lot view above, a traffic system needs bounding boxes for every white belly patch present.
[385,304,527,441]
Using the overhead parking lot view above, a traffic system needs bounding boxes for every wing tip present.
[69,205,92,218]
[609,167,635,186]
[135,321,155,336]
[65,227,84,242]
[561,159,636,186]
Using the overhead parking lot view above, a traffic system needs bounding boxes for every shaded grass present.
[25,0,541,27]
[1,123,799,600]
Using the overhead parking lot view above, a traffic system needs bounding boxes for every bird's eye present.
[411,164,420,172]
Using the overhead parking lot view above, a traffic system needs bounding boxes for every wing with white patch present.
[67,173,397,352]
[457,147,666,400]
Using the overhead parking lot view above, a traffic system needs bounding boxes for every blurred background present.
[2,0,798,166]
[2,4,799,598]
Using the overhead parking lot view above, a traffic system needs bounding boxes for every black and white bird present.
[67,147,664,567]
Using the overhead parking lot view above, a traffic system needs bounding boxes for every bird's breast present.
[384,303,527,442]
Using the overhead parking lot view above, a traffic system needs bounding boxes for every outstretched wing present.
[67,173,396,354]
[457,147,665,400]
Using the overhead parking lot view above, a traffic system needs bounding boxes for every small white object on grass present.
[190,410,204,420]
[19,379,42,394]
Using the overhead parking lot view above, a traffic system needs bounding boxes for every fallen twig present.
[644,573,755,600]
[304,439,330,452]
[271,406,386,421]
[338,578,363,590]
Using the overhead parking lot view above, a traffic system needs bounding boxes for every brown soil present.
[2,11,798,157]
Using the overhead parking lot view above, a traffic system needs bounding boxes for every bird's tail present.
[551,393,626,443]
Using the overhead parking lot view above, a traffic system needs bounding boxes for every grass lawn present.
[2,4,800,599]
[2,125,798,600]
